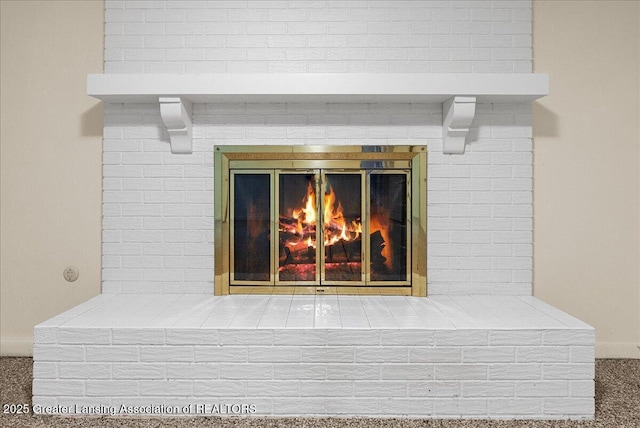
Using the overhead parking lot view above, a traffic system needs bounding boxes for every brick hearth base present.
[32,294,594,419]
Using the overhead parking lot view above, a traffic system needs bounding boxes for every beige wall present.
[0,1,104,355]
[533,1,640,358]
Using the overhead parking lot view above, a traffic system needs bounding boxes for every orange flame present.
[279,181,362,250]
[323,185,361,247]
[292,182,316,226]
[370,213,392,269]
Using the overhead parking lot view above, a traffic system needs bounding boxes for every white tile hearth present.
[34,294,590,330]
[33,294,594,419]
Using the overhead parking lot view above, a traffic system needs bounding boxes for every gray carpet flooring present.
[1,357,638,427]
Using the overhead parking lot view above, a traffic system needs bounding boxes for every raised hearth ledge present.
[33,294,594,419]
[87,73,548,155]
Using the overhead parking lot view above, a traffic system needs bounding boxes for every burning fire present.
[323,185,362,247]
[280,181,362,252]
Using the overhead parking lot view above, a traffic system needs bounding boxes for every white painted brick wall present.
[105,0,532,74]
[102,0,533,295]
[102,102,532,295]
[31,296,595,419]
[32,326,594,418]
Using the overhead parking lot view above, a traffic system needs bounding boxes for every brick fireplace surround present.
[32,0,595,419]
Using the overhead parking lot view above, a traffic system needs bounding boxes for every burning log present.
[280,244,316,265]
[279,236,365,266]
[277,230,392,282]
[280,232,388,265]
[324,238,361,264]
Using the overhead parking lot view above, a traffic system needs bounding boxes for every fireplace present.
[214,145,427,296]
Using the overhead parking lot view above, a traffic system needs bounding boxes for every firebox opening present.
[215,146,427,296]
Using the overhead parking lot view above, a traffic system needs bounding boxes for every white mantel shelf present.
[88,73,547,104]
[87,73,548,154]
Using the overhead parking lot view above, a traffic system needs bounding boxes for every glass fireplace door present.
[320,172,365,285]
[368,171,410,285]
[229,168,410,289]
[216,145,426,296]
[230,171,274,284]
[275,170,365,286]
[276,171,320,285]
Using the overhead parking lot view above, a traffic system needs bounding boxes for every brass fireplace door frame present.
[214,145,427,296]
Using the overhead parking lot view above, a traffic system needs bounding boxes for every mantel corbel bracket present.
[442,96,476,154]
[159,97,192,154]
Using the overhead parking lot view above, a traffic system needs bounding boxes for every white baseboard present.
[596,342,640,359]
[0,339,33,356]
